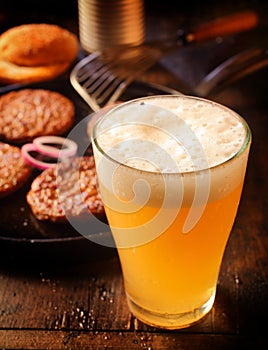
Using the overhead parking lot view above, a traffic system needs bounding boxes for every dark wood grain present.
[1,330,267,350]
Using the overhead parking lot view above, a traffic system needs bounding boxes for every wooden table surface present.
[0,1,267,349]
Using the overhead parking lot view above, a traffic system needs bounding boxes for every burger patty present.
[0,89,75,143]
[26,156,105,223]
[0,141,32,198]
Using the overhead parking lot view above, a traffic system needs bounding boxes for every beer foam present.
[93,95,250,207]
[95,96,247,173]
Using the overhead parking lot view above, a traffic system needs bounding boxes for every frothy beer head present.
[95,95,248,172]
[92,95,251,208]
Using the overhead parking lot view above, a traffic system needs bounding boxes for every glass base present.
[127,290,216,330]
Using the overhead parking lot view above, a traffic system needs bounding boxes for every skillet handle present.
[185,10,258,43]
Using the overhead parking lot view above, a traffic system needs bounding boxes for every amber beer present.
[92,95,251,329]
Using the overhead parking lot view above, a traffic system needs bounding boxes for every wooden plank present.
[0,256,131,331]
[1,226,266,334]
[0,250,241,334]
[0,330,266,350]
[221,116,268,337]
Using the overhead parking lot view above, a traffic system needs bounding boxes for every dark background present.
[0,0,267,34]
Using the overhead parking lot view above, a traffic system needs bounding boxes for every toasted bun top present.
[0,23,79,67]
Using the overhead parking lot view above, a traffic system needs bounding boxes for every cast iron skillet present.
[0,77,178,266]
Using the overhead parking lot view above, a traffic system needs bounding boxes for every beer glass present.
[91,95,251,329]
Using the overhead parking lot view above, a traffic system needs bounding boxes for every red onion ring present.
[33,136,78,158]
[21,136,78,170]
[21,143,57,170]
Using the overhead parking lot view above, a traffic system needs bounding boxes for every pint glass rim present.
[92,94,252,177]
